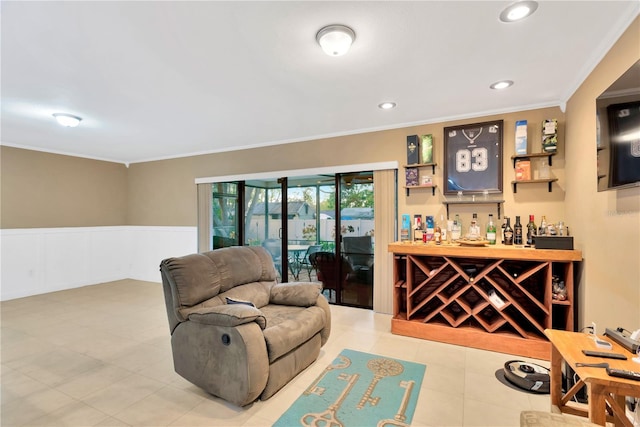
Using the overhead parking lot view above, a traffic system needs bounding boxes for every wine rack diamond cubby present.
[389,243,582,360]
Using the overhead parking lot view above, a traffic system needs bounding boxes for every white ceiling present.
[2,1,638,165]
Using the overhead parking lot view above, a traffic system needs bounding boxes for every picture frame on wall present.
[443,120,503,195]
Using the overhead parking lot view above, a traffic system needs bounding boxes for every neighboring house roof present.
[250,201,313,216]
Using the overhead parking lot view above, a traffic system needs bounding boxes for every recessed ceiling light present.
[53,113,82,127]
[499,1,538,22]
[378,102,397,110]
[316,24,356,56]
[490,80,514,90]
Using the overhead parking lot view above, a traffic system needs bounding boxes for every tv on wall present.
[596,61,640,192]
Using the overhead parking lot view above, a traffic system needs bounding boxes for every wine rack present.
[389,243,582,359]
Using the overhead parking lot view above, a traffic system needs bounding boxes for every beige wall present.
[565,16,640,330]
[0,146,128,228]
[126,131,407,225]
[127,106,566,230]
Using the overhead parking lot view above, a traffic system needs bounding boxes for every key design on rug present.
[301,373,360,427]
[304,354,351,396]
[273,349,426,427]
[357,358,404,409]
[377,380,415,427]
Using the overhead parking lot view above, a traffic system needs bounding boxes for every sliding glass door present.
[205,171,374,308]
[211,182,240,248]
[281,172,374,308]
[244,179,285,281]
[339,172,374,308]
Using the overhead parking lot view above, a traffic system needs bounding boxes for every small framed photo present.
[443,120,503,195]
[421,175,433,186]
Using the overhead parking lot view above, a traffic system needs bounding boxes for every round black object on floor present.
[502,360,550,394]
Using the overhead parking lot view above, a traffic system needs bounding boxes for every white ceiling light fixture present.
[316,24,356,56]
[500,1,538,22]
[378,102,396,110]
[53,113,82,127]
[378,102,397,110]
[490,80,514,90]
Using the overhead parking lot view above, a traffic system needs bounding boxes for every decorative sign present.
[443,120,503,195]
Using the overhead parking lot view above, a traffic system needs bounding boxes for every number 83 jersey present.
[446,123,501,192]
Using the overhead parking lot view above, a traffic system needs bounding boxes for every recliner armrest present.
[270,282,322,307]
[187,305,267,329]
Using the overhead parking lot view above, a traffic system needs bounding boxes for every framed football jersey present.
[443,120,503,195]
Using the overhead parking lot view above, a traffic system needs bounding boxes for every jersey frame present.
[443,120,503,195]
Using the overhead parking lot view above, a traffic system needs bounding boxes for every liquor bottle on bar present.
[503,217,514,245]
[526,215,537,246]
[434,217,442,245]
[501,218,507,244]
[439,214,447,243]
[451,214,462,241]
[538,215,548,236]
[486,214,497,245]
[468,213,481,239]
[514,216,523,245]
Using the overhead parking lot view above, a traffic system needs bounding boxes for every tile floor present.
[1,279,554,426]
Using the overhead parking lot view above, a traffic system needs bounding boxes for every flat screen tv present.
[596,60,640,192]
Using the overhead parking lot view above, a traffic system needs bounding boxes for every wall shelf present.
[511,152,557,168]
[403,162,437,174]
[511,178,558,193]
[403,163,437,196]
[404,185,437,196]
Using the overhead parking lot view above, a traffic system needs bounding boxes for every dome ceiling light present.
[53,113,82,127]
[316,24,356,56]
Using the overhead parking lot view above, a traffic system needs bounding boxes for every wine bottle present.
[486,214,496,245]
[501,218,507,244]
[526,215,537,245]
[514,215,523,245]
[504,217,514,245]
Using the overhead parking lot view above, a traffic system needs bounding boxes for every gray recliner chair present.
[160,246,331,406]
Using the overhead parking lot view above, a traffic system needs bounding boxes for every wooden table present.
[545,329,640,426]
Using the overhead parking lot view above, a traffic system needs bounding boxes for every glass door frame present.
[198,161,396,301]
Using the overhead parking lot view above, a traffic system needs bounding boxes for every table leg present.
[588,384,607,426]
[289,260,300,280]
[549,343,563,411]
[608,393,633,427]
[288,252,302,280]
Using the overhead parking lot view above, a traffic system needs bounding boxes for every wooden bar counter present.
[388,241,583,359]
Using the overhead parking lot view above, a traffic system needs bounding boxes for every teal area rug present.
[273,349,426,427]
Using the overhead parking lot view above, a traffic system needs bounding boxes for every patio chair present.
[343,236,373,271]
[298,245,323,280]
[309,251,352,302]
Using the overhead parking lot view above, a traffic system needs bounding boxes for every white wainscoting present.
[0,226,197,301]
